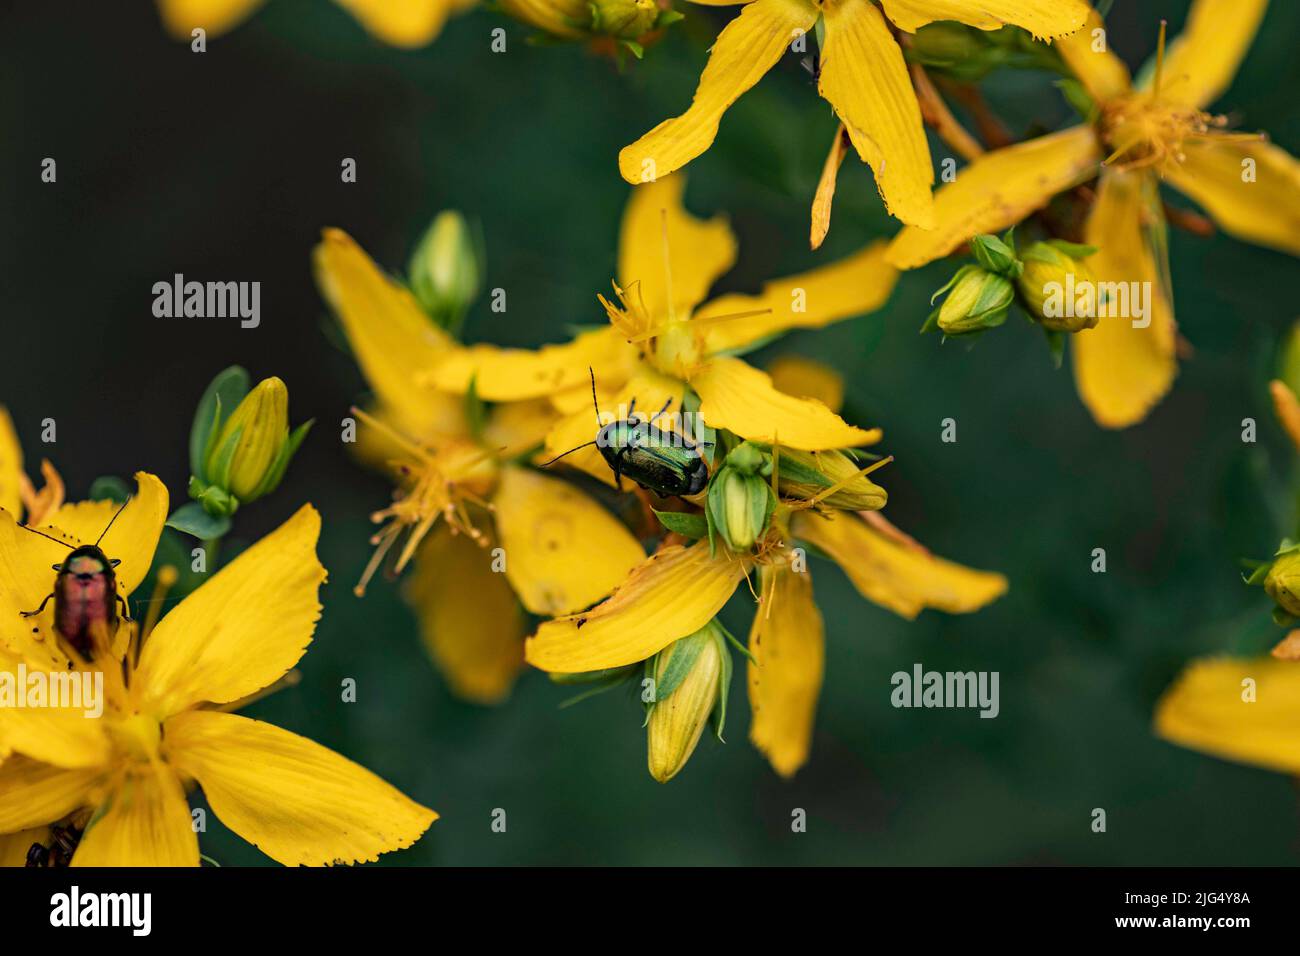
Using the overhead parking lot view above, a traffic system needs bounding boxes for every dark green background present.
[2,0,1298,864]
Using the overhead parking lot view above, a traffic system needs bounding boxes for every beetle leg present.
[649,397,673,424]
[20,593,54,618]
[115,594,133,623]
[627,396,637,419]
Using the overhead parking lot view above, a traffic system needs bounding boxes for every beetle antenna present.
[538,441,599,467]
[16,524,76,550]
[95,497,132,547]
[588,367,602,427]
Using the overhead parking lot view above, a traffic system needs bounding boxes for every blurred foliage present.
[1,0,1299,863]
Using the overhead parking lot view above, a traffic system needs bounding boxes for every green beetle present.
[543,371,711,497]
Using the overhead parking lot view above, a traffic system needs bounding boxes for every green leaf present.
[189,366,249,482]
[166,502,232,540]
[654,509,707,540]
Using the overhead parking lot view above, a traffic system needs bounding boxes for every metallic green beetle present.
[543,370,711,497]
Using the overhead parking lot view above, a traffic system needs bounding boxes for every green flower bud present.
[932,265,1014,336]
[707,462,774,552]
[907,22,986,67]
[590,0,658,38]
[1017,240,1099,333]
[1265,550,1300,617]
[409,211,481,329]
[196,376,312,514]
[647,622,727,783]
[771,447,887,511]
[969,234,1021,277]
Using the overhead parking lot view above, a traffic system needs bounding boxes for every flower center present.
[108,711,162,764]
[350,408,498,596]
[1099,91,1224,174]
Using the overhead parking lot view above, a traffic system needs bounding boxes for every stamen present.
[1153,20,1167,97]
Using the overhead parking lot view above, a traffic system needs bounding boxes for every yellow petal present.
[0,826,48,867]
[878,0,1088,38]
[766,355,845,413]
[793,510,1007,618]
[525,543,749,672]
[748,565,823,777]
[333,0,469,47]
[618,0,819,184]
[164,710,436,865]
[1152,0,1268,108]
[71,768,198,867]
[481,399,560,457]
[1155,656,1300,774]
[135,505,325,718]
[692,356,880,450]
[818,0,934,228]
[1071,170,1178,429]
[0,406,21,518]
[542,368,686,488]
[156,0,264,38]
[618,175,738,321]
[492,466,644,616]
[695,240,897,355]
[811,125,851,250]
[886,125,1101,269]
[313,228,464,441]
[427,328,630,402]
[1054,6,1131,103]
[1163,136,1300,257]
[404,524,526,704]
[0,755,101,833]
[1271,380,1300,454]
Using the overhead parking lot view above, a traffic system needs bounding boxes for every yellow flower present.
[155,0,474,48]
[0,474,435,866]
[428,174,899,492]
[887,0,1300,428]
[313,229,647,703]
[617,0,1088,227]
[1155,656,1300,776]
[0,407,66,528]
[526,507,1006,777]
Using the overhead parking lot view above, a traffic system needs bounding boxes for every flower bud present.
[498,0,589,38]
[771,447,887,511]
[969,234,1021,277]
[195,376,312,514]
[409,211,481,329]
[647,622,727,783]
[1265,550,1300,617]
[589,0,658,38]
[707,456,774,552]
[932,265,1014,336]
[1017,240,1099,333]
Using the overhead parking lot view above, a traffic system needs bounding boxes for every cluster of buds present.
[927,232,1100,346]
[704,441,888,553]
[186,367,312,521]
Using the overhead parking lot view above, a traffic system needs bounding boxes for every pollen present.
[351,408,498,596]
